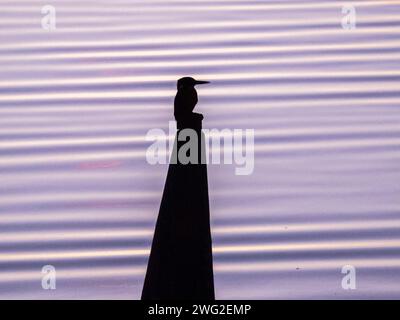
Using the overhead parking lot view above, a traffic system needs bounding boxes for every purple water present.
[0,0,400,299]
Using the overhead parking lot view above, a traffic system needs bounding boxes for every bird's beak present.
[194,80,210,85]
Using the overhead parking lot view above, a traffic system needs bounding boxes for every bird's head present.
[177,77,209,90]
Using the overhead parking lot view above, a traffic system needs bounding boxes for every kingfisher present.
[174,77,209,121]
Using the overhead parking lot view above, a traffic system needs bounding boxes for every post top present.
[176,112,203,130]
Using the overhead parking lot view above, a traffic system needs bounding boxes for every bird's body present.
[174,86,198,120]
[173,77,209,122]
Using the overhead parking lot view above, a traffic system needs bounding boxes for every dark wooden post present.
[142,114,215,300]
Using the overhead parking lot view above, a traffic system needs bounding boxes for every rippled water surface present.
[1,0,400,299]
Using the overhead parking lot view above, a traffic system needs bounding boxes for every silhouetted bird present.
[174,77,209,122]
